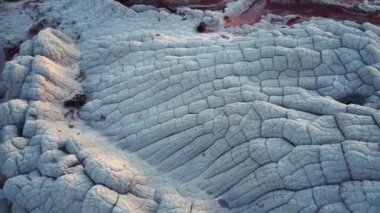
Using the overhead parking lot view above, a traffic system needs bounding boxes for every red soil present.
[224,0,267,26]
[225,0,380,27]
[123,0,380,27]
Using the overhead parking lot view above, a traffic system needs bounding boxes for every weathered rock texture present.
[1,0,380,212]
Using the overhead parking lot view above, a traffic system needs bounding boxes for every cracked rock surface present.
[1,0,380,212]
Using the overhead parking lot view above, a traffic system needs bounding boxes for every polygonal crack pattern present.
[1,0,380,212]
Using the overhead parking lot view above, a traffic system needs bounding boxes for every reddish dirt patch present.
[269,0,380,26]
[124,0,380,27]
[224,0,267,26]
[225,0,380,27]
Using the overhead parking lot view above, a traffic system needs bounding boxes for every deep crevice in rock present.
[28,18,61,38]
[3,45,20,63]
[338,94,367,105]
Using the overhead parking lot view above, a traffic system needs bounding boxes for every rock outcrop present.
[0,0,380,212]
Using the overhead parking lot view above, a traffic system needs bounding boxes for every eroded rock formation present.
[1,0,380,212]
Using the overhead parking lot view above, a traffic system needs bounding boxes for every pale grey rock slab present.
[1,0,380,212]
